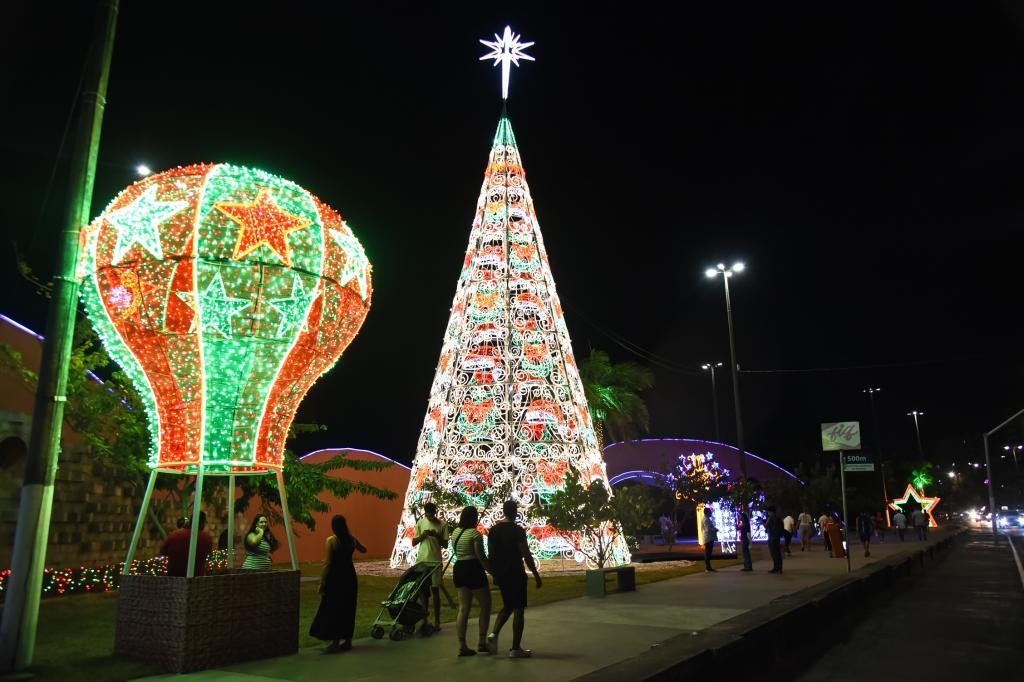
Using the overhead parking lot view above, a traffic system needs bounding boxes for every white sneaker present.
[486,632,498,655]
[509,648,532,658]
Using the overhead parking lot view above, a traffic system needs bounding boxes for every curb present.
[573,528,968,681]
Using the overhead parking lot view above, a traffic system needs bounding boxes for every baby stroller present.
[370,562,442,641]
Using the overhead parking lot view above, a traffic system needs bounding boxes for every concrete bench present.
[586,565,636,597]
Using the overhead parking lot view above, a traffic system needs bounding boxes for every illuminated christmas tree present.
[391,27,629,567]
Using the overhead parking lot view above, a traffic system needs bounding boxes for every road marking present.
[1005,533,1024,591]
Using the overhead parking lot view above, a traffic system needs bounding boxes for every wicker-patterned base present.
[115,570,300,673]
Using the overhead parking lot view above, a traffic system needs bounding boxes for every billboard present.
[821,421,861,451]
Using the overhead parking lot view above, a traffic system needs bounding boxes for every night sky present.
[3,2,1023,475]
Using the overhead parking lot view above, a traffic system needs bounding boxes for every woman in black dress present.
[310,514,366,652]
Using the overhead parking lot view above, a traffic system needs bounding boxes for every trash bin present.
[827,524,846,558]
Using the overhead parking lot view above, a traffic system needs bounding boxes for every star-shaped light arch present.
[480,25,535,100]
[888,483,941,528]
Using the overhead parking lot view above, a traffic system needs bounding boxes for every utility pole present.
[0,1,118,672]
[863,387,889,525]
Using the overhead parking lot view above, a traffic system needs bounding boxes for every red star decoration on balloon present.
[888,483,941,528]
[214,188,312,267]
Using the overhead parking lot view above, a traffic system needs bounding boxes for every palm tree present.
[578,349,655,451]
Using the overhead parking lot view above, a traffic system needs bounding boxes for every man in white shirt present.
[782,513,796,555]
[412,502,449,633]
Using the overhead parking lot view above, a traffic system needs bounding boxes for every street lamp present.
[862,387,888,524]
[1004,444,1022,470]
[907,410,925,458]
[135,163,152,176]
[705,261,746,477]
[701,362,723,441]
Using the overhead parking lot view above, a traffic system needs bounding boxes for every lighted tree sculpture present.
[390,27,629,567]
[77,163,372,572]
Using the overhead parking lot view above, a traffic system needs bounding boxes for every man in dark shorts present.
[485,500,542,658]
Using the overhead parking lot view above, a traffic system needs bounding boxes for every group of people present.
[430,501,542,658]
[158,512,280,577]
[700,503,934,573]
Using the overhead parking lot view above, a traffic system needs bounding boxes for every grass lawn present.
[28,558,734,681]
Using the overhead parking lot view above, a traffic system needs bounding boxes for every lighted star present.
[106,186,188,265]
[888,483,941,528]
[329,227,370,300]
[268,275,315,336]
[214,188,312,267]
[480,25,535,100]
[196,272,251,337]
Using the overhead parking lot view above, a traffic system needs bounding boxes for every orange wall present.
[246,448,410,565]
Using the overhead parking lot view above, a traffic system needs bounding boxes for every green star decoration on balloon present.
[330,227,370,300]
[107,186,188,265]
[196,272,251,337]
[268,275,313,336]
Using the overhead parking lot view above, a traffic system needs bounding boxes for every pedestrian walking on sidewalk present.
[856,510,873,557]
[798,510,814,552]
[874,511,886,543]
[911,508,928,540]
[486,500,542,659]
[893,510,907,541]
[738,509,753,571]
[310,514,366,653]
[701,506,718,572]
[411,501,449,635]
[782,513,795,555]
[765,506,784,573]
[452,506,492,657]
[819,513,833,553]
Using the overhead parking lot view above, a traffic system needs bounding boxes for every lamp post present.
[1004,444,1022,470]
[701,362,723,441]
[907,410,925,458]
[863,387,889,525]
[705,262,746,477]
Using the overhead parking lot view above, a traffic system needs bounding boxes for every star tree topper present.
[480,25,535,100]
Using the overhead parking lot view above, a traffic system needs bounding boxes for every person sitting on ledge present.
[160,511,212,577]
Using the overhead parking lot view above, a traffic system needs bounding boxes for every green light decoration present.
[911,468,934,492]
[77,164,372,473]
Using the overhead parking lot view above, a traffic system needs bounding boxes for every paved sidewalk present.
[138,530,954,681]
[796,529,1023,681]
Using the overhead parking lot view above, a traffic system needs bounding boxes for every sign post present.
[822,422,862,574]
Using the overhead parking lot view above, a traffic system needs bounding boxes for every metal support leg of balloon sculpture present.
[227,475,236,569]
[122,470,158,576]
[186,466,205,579]
[275,469,298,570]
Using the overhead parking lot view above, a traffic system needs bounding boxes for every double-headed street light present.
[701,362,723,441]
[907,410,925,458]
[705,262,746,477]
[1004,444,1022,470]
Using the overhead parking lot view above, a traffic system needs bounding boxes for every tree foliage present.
[543,467,623,568]
[0,320,396,532]
[608,484,660,550]
[578,349,654,446]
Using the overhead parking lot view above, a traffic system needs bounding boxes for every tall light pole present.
[701,362,723,441]
[1004,444,1022,470]
[0,0,119,672]
[907,410,925,458]
[863,387,889,524]
[705,262,746,478]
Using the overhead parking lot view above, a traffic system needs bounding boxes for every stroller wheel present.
[389,626,405,641]
[370,625,385,640]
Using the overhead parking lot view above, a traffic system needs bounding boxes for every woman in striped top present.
[452,506,492,657]
[242,515,277,570]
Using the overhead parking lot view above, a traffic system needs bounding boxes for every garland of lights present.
[0,550,230,600]
[888,483,941,528]
[77,164,372,473]
[389,117,630,567]
[668,452,767,554]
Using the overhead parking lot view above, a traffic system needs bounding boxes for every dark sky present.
[3,1,1024,474]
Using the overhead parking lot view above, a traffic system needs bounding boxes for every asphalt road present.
[796,529,1024,681]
